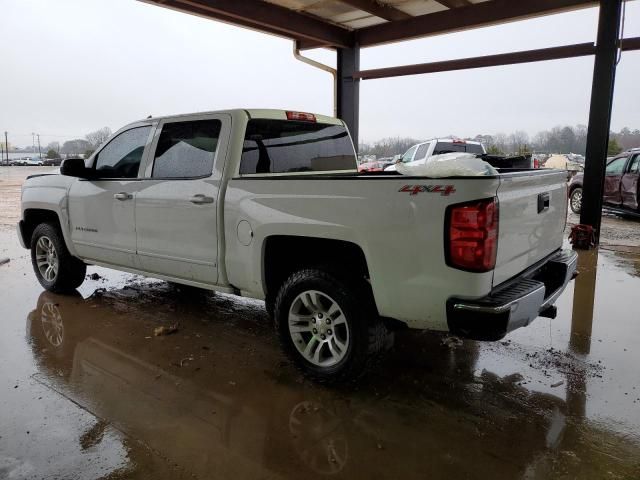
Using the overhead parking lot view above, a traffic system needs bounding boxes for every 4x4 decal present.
[399,185,456,196]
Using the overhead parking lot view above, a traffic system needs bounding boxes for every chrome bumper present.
[447,249,578,340]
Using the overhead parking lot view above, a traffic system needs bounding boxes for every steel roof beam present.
[356,0,598,47]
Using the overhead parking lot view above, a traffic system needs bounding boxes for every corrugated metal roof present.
[139,0,600,48]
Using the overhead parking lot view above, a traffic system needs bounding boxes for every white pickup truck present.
[18,109,577,382]
[384,138,486,171]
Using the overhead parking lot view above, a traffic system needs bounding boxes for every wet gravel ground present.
[1,167,640,479]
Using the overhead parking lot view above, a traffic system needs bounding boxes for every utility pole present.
[31,132,35,155]
[4,131,8,165]
[37,134,42,159]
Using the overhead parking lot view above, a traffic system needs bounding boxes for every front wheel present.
[30,223,86,293]
[569,187,582,214]
[274,268,390,383]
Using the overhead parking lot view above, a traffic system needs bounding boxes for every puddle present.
[1,228,639,478]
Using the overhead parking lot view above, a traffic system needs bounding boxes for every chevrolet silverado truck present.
[18,109,577,382]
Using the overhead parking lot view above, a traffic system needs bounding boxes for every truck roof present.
[131,109,343,127]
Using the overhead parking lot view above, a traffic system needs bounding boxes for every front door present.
[135,114,230,285]
[68,125,154,267]
[621,154,640,211]
[602,156,628,206]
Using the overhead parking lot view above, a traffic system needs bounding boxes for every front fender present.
[21,178,77,256]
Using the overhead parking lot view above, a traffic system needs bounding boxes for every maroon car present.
[568,149,640,214]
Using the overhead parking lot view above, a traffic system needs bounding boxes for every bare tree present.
[85,127,112,149]
[61,139,92,155]
[45,141,60,153]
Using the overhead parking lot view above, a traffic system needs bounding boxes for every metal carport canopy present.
[139,0,601,49]
[140,0,638,244]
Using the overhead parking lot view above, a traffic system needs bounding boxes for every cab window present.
[239,119,355,174]
[94,127,151,178]
[414,143,429,161]
[606,157,627,175]
[152,120,221,178]
[401,145,418,163]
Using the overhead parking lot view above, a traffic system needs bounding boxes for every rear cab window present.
[433,142,484,155]
[239,119,356,175]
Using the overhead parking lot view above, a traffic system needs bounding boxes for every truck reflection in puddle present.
[25,284,639,479]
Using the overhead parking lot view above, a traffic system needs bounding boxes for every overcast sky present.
[1,0,639,147]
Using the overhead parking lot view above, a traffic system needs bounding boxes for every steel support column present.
[580,0,623,242]
[337,45,360,150]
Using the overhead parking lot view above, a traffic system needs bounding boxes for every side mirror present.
[60,158,91,178]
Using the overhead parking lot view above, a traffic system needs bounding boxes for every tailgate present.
[493,170,568,286]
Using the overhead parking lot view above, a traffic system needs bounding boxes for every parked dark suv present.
[568,149,640,214]
[42,157,62,166]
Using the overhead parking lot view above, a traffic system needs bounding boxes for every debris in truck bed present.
[154,324,179,336]
[396,152,498,177]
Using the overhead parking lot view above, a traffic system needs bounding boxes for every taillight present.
[446,198,499,272]
[286,111,316,122]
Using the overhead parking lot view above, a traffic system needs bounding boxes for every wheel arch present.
[262,235,370,304]
[22,208,77,256]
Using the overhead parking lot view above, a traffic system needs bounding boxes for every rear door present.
[492,170,568,286]
[621,154,640,210]
[603,156,628,206]
[135,114,230,284]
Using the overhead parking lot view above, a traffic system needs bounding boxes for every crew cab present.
[18,109,577,382]
[384,138,486,171]
[568,149,640,214]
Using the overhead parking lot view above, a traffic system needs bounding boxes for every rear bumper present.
[447,249,578,340]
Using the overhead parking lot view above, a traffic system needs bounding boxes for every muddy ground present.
[1,167,639,479]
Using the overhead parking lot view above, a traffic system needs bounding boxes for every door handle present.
[538,192,550,213]
[114,192,133,201]
[190,194,214,205]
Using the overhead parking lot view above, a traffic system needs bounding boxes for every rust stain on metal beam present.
[141,0,354,47]
[434,0,472,8]
[339,0,412,21]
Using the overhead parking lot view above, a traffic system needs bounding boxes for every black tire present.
[569,187,582,214]
[30,222,86,293]
[274,268,390,383]
[265,295,275,320]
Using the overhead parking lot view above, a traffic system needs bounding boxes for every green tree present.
[607,137,623,156]
[486,144,503,155]
[46,149,60,159]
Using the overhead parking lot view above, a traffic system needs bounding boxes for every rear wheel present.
[30,223,86,293]
[569,187,582,214]
[274,268,390,383]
